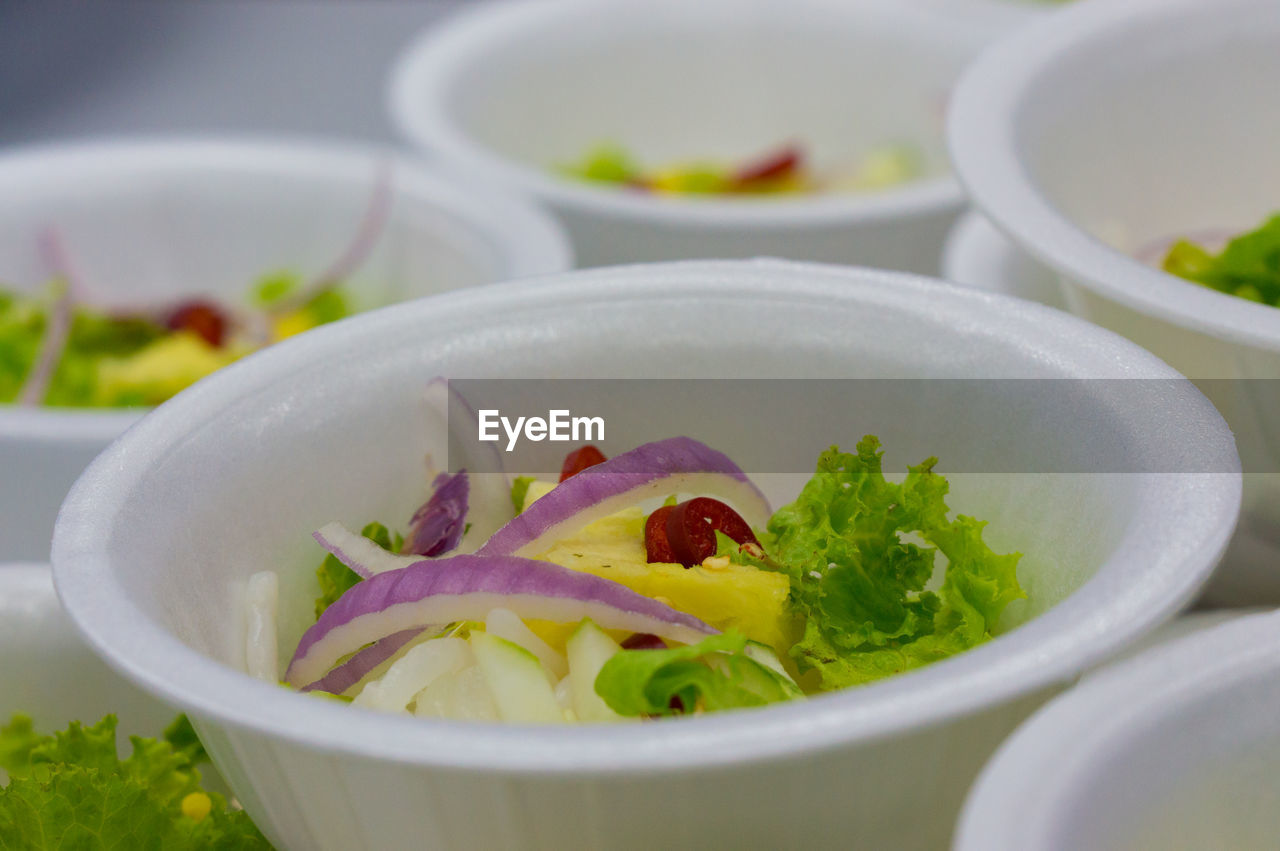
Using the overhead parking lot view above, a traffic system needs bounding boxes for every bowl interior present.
[416,0,982,187]
[1017,0,1280,258]
[0,143,516,311]
[0,563,177,753]
[54,263,1235,759]
[973,612,1280,851]
[1073,672,1280,849]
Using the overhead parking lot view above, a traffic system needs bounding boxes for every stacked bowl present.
[3,0,1275,849]
[949,0,1280,604]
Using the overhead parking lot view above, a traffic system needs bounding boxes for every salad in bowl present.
[561,142,922,198]
[1155,212,1280,309]
[1,231,362,409]
[0,138,569,562]
[259,435,1021,722]
[50,261,1239,849]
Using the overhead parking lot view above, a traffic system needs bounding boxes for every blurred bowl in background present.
[0,137,570,562]
[957,609,1280,851]
[948,0,1280,604]
[390,0,999,273]
[941,211,1067,310]
[907,0,1059,37]
[0,562,177,748]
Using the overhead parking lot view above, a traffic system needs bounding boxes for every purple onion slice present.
[478,437,770,558]
[404,470,468,557]
[284,554,716,687]
[301,627,424,694]
[424,377,513,553]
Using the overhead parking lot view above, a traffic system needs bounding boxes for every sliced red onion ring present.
[18,229,79,406]
[271,162,393,315]
[301,627,423,694]
[404,470,468,557]
[478,437,770,559]
[285,554,716,687]
[425,377,513,552]
[313,522,421,579]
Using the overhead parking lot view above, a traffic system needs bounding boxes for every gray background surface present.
[0,1,462,148]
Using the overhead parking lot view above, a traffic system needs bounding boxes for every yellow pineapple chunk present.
[535,506,795,654]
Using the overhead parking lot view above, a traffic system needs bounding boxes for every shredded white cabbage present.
[354,637,469,712]
[245,571,279,683]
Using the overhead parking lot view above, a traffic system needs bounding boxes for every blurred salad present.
[0,713,270,848]
[0,171,391,408]
[560,142,921,197]
[254,435,1023,722]
[0,270,353,408]
[1161,212,1280,308]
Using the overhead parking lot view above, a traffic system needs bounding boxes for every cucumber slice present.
[705,643,804,704]
[485,607,568,679]
[565,619,624,722]
[413,665,499,721]
[470,631,565,723]
[744,641,804,699]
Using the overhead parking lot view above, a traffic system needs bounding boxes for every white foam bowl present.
[389,0,995,273]
[948,0,1280,604]
[958,609,1280,850]
[0,562,177,746]
[942,212,1068,310]
[52,260,1240,849]
[0,138,571,562]
[909,0,1057,35]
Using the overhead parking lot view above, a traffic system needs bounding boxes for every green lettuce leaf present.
[250,271,300,308]
[1162,213,1280,307]
[162,715,208,767]
[0,289,47,403]
[758,436,1024,691]
[560,143,639,185]
[314,521,400,620]
[0,713,270,849]
[593,631,794,716]
[510,476,536,513]
[250,271,352,326]
[0,282,167,406]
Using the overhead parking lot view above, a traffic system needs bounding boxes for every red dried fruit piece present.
[731,144,802,188]
[644,505,677,564]
[559,445,607,482]
[620,633,667,651]
[166,299,228,347]
[665,497,759,568]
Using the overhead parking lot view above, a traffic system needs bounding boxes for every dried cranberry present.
[166,300,228,347]
[620,633,667,651]
[665,497,759,568]
[732,144,802,188]
[559,445,607,482]
[644,505,677,563]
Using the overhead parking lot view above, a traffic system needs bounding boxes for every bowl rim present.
[0,135,573,444]
[941,210,1069,307]
[908,0,1050,30]
[956,609,1280,850]
[52,259,1242,774]
[941,210,1014,290]
[947,0,1280,352]
[388,0,968,228]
